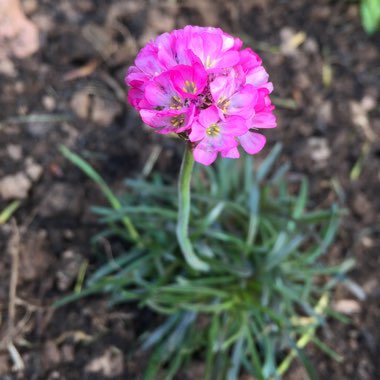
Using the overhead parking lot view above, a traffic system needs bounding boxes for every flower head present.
[126,26,276,165]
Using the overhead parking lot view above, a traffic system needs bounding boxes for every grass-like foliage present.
[360,0,380,34]
[58,144,352,380]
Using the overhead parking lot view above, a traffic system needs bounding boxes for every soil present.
[0,0,379,379]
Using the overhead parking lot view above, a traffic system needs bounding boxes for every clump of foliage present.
[58,144,352,380]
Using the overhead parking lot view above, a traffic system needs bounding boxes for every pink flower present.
[170,63,208,99]
[126,26,277,166]
[189,106,247,165]
[140,106,196,134]
[210,68,258,118]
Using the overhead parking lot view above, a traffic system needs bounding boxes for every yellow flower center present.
[218,96,231,113]
[206,123,220,137]
[170,96,182,110]
[205,55,216,68]
[171,114,185,128]
[182,80,197,94]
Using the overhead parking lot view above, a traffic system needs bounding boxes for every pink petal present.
[170,63,207,99]
[144,71,181,108]
[210,75,234,103]
[125,66,149,89]
[140,107,194,134]
[128,88,144,110]
[189,119,206,142]
[188,32,222,66]
[228,85,258,117]
[221,115,248,136]
[135,42,164,77]
[211,51,240,71]
[198,106,220,128]
[239,131,267,155]
[193,141,218,166]
[209,134,238,151]
[249,112,277,129]
[239,48,262,70]
[246,66,270,88]
[221,147,240,159]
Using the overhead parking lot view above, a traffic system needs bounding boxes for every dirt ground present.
[0,0,379,379]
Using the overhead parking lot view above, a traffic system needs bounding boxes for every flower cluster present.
[126,26,276,166]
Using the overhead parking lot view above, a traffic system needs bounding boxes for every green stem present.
[176,143,209,271]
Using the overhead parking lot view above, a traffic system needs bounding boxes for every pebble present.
[0,172,31,200]
[308,137,331,163]
[333,299,361,315]
[70,88,91,120]
[56,249,83,291]
[0,58,17,77]
[85,346,124,377]
[70,87,122,126]
[25,157,43,181]
[6,144,22,161]
[42,95,56,111]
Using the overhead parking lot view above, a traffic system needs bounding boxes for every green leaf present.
[266,232,305,270]
[226,336,244,380]
[292,177,308,220]
[257,143,282,182]
[142,315,180,351]
[60,145,140,242]
[361,0,380,34]
[288,339,317,380]
[87,249,142,285]
[311,336,343,362]
[0,201,20,224]
[245,325,265,380]
[246,182,260,246]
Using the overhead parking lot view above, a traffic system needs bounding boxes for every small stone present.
[308,137,331,163]
[42,341,61,368]
[56,249,83,291]
[0,58,17,77]
[6,144,22,160]
[63,229,74,240]
[19,229,50,282]
[0,0,40,59]
[46,371,65,380]
[25,157,43,181]
[361,236,374,248]
[361,95,376,112]
[85,346,124,377]
[333,299,361,315]
[42,95,56,111]
[61,344,75,362]
[0,172,31,200]
[70,86,122,126]
[70,88,91,120]
[303,37,319,54]
[14,81,24,93]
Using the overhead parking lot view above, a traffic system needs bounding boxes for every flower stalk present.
[176,142,209,271]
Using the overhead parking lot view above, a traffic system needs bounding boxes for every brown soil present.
[0,0,379,379]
